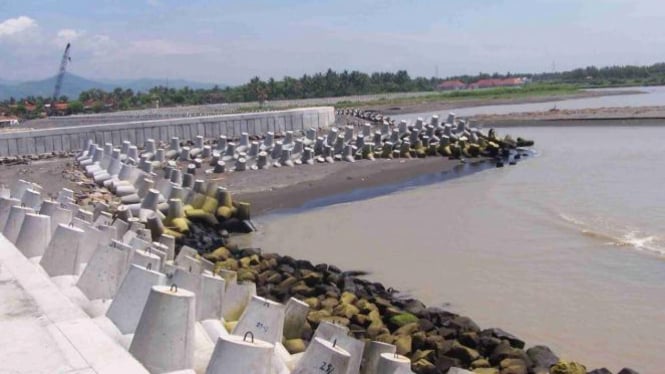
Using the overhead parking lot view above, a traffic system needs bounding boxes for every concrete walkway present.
[0,234,147,374]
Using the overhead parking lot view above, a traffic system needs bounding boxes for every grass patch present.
[334,83,581,109]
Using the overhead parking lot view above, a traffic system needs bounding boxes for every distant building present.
[0,115,19,127]
[469,77,526,89]
[52,102,69,115]
[438,80,467,91]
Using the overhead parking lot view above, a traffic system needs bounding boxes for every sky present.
[1,0,664,85]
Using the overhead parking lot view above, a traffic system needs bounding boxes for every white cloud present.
[54,29,81,45]
[0,16,37,39]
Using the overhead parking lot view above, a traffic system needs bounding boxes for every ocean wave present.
[559,213,665,256]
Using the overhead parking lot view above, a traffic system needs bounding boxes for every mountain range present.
[0,73,225,101]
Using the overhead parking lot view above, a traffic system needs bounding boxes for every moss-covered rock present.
[333,302,360,319]
[394,334,412,355]
[550,361,587,374]
[283,338,307,354]
[390,313,419,328]
[203,246,231,261]
[394,322,420,336]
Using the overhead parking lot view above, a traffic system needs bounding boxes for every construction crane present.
[52,43,71,102]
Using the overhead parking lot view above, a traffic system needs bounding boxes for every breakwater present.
[0,106,334,157]
[0,112,642,373]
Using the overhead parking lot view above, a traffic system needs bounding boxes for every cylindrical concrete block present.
[205,334,274,374]
[213,161,225,174]
[182,174,196,188]
[141,189,161,211]
[15,213,51,258]
[217,135,227,151]
[170,169,183,185]
[292,337,350,374]
[361,341,397,374]
[376,353,412,373]
[180,147,191,161]
[129,285,196,373]
[106,264,167,334]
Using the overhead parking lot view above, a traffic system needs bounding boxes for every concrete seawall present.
[0,107,335,157]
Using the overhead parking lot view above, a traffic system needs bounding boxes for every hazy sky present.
[1,0,663,84]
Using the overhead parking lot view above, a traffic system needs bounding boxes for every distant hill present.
[0,73,225,101]
[101,78,221,92]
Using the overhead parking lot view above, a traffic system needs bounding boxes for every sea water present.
[250,125,665,373]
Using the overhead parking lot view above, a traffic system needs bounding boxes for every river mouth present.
[247,124,665,374]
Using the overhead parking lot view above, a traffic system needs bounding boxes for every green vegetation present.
[2,62,665,119]
[334,83,580,108]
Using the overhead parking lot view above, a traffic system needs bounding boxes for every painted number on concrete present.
[255,322,269,333]
[319,362,335,373]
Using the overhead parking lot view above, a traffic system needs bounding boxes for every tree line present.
[3,63,665,118]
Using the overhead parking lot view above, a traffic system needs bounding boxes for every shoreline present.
[356,89,643,116]
[232,157,492,217]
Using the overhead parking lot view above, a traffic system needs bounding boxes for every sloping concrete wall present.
[0,107,335,157]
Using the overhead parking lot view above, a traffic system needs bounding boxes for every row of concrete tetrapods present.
[72,112,479,180]
[0,147,420,373]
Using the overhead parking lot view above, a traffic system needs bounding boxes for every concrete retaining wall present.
[0,107,335,157]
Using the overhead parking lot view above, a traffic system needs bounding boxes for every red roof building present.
[438,80,467,91]
[469,77,525,89]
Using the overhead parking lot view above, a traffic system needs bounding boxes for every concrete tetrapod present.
[292,337,351,374]
[313,320,350,341]
[198,273,226,321]
[77,240,133,300]
[129,285,196,373]
[222,281,257,322]
[361,341,397,374]
[2,205,34,243]
[233,295,286,344]
[375,353,413,374]
[14,213,51,258]
[205,333,274,374]
[0,197,20,232]
[106,264,167,334]
[284,297,310,339]
[39,200,73,236]
[39,224,85,276]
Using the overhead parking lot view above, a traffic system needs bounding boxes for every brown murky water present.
[249,125,665,373]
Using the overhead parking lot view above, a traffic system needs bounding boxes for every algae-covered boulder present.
[500,358,528,374]
[394,334,412,355]
[549,361,586,374]
[203,246,231,262]
[412,358,436,372]
[390,313,419,328]
[283,338,307,354]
